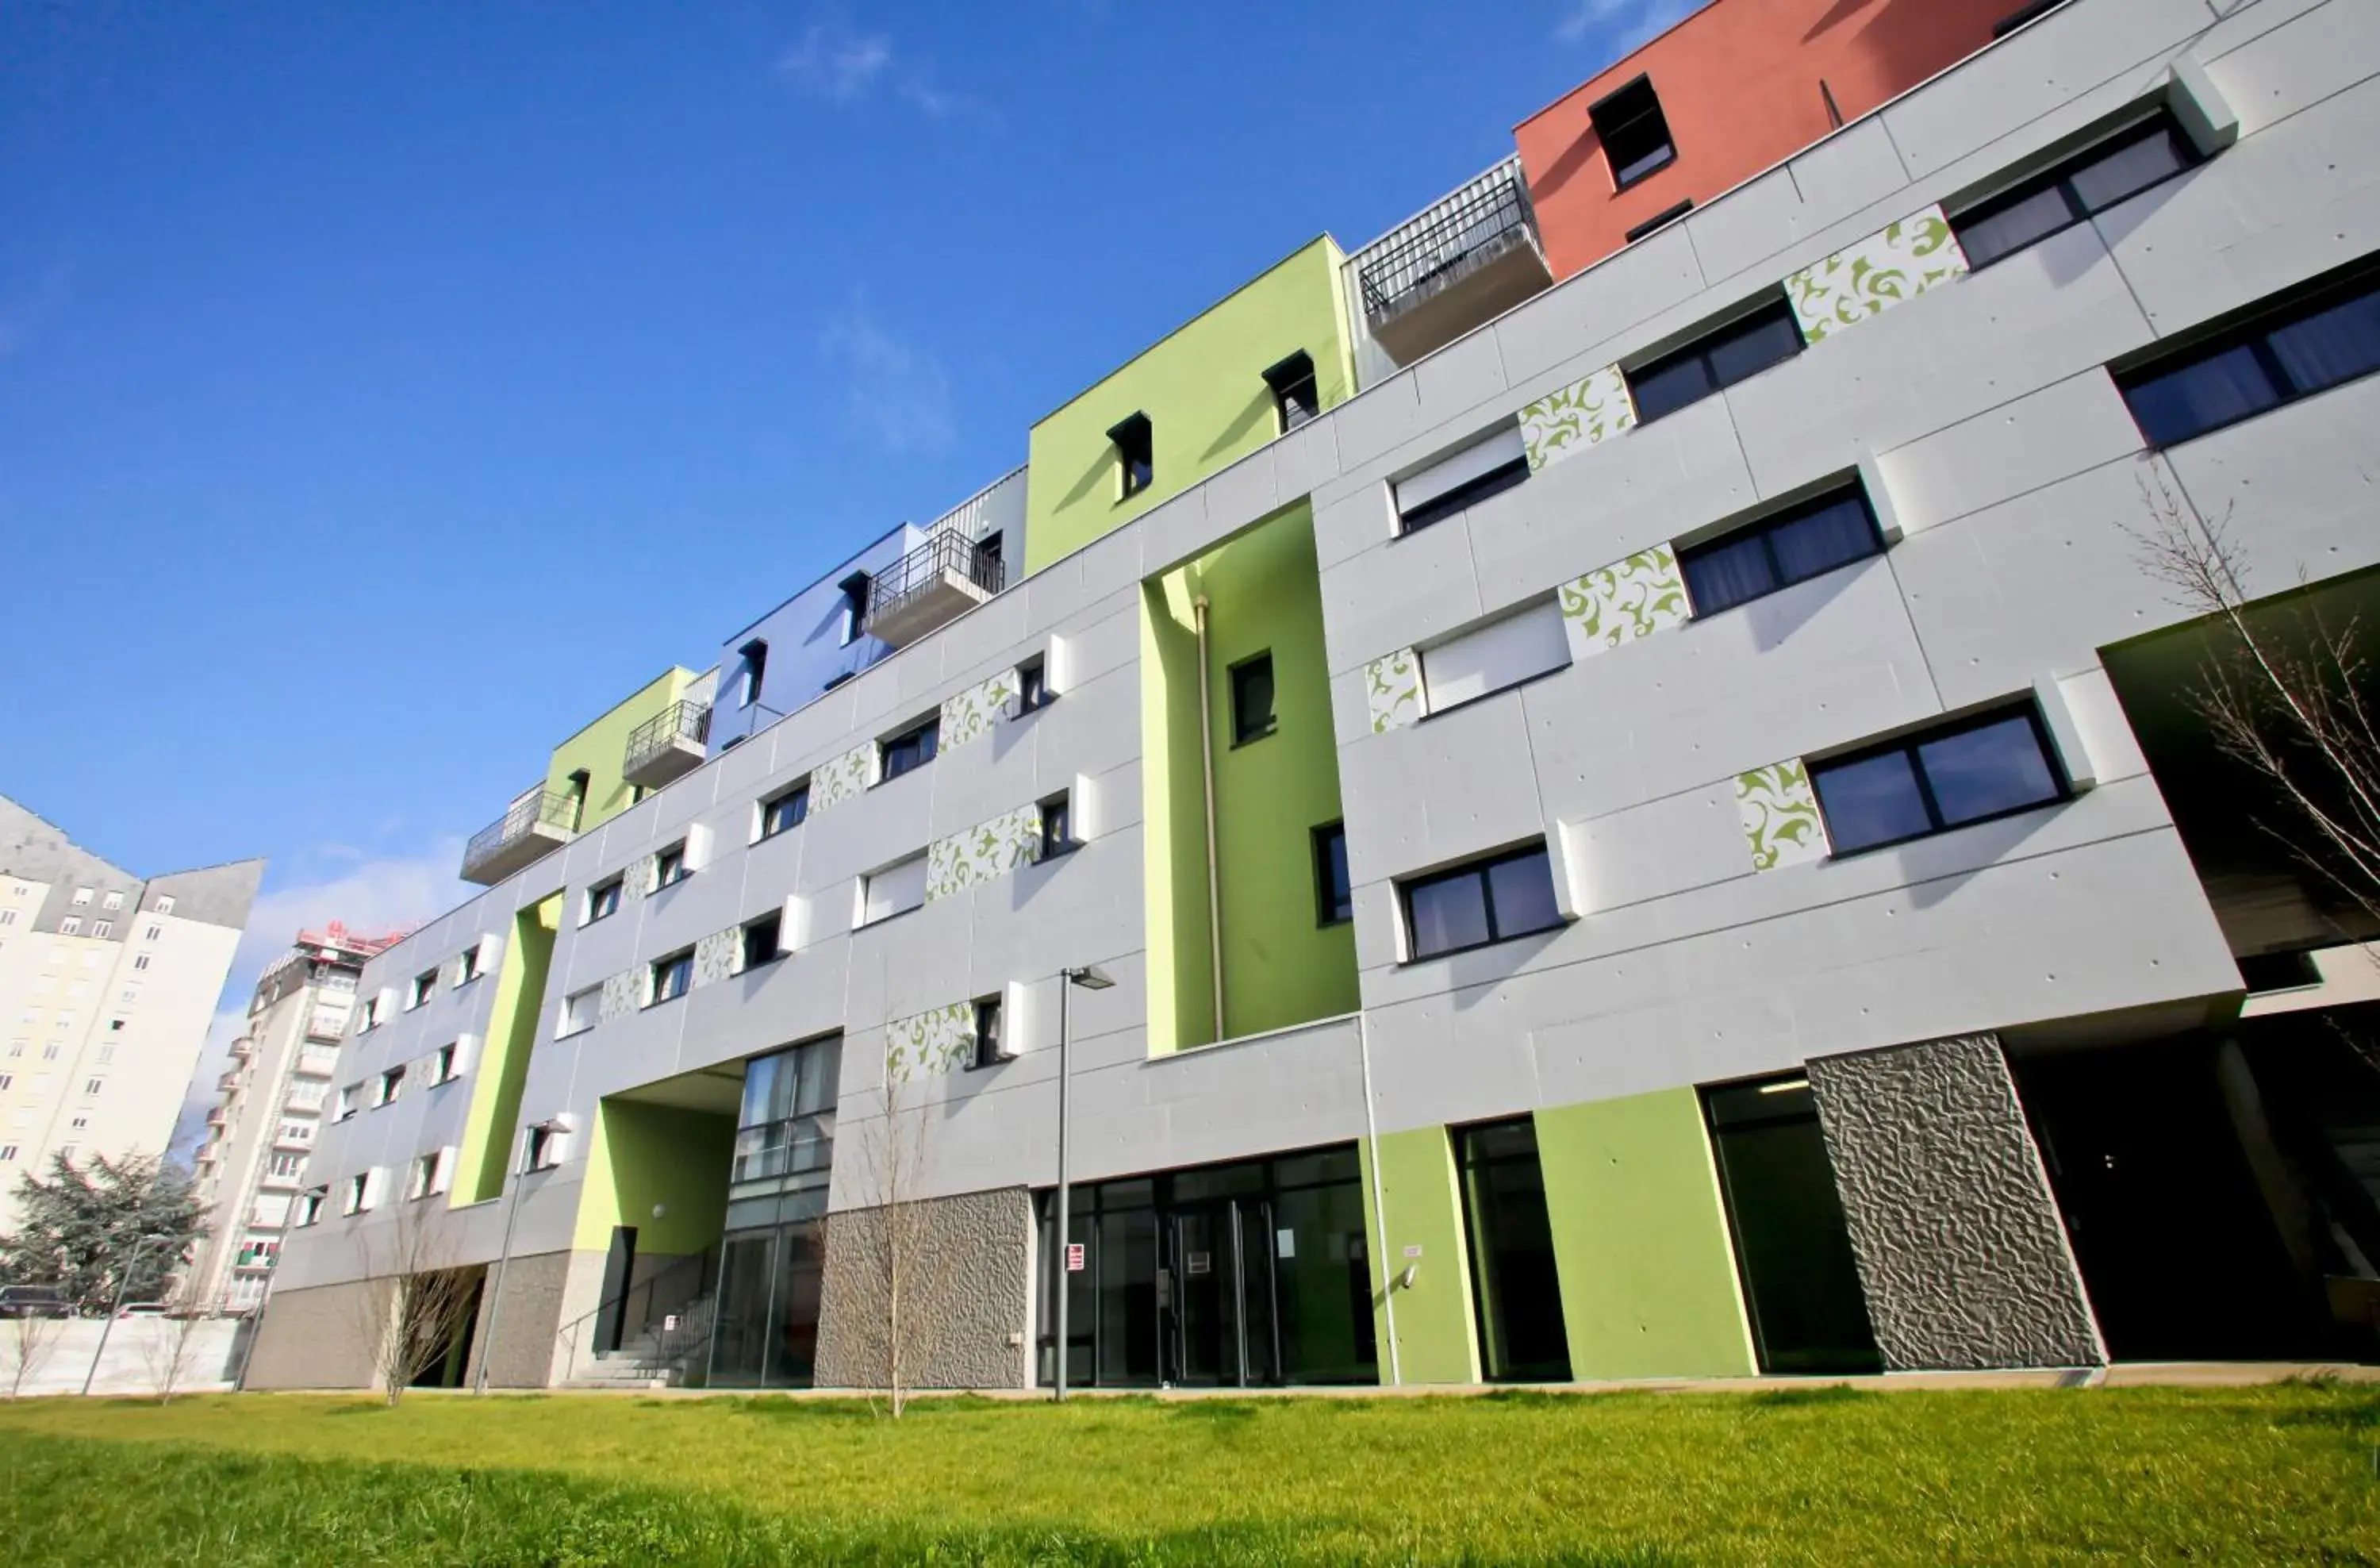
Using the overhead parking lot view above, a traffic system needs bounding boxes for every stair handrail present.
[554,1246,716,1379]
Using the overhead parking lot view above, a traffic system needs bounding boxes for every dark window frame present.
[1262,349,1320,434]
[838,571,871,648]
[1038,794,1074,859]
[2115,263,2380,448]
[1229,651,1277,747]
[1397,452,1529,536]
[738,638,769,708]
[1810,702,2071,858]
[408,970,436,1009]
[1623,295,1804,425]
[1676,482,1887,619]
[1015,657,1051,714]
[1312,821,1353,928]
[585,876,624,925]
[1949,112,2198,271]
[654,842,689,889]
[1587,73,1678,192]
[969,995,1004,1071]
[759,782,811,840]
[454,945,481,986]
[1624,198,1695,244]
[879,715,941,782]
[648,948,695,1007]
[1399,843,1566,963]
[1109,412,1154,500]
[741,910,785,971]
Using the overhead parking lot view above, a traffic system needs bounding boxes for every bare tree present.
[827,1054,959,1418]
[2129,472,2380,940]
[350,1200,480,1407]
[2,1310,65,1401]
[140,1286,214,1404]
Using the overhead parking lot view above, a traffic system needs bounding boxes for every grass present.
[1,1382,2375,1564]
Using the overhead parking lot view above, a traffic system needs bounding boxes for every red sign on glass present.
[1065,1243,1085,1272]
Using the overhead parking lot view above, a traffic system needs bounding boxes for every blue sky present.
[0,1,1696,1080]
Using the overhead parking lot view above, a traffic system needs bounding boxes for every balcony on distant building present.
[1351,157,1552,368]
[623,698,712,790]
[462,786,578,886]
[862,530,1006,648]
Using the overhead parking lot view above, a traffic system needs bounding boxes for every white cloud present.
[166,840,469,1166]
[774,19,976,119]
[1554,0,1706,56]
[821,307,956,456]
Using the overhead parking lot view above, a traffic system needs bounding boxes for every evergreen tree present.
[0,1152,204,1312]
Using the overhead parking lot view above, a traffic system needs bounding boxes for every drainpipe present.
[1190,595,1226,1042]
[1356,1011,1401,1387]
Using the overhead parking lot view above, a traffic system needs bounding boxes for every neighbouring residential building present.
[0,797,261,1231]
[253,0,2380,1396]
[186,924,405,1314]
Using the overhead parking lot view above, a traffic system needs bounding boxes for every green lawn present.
[0,1383,2373,1565]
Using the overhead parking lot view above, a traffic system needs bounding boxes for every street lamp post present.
[475,1120,555,1395]
[81,1234,173,1396]
[1052,963,1112,1403]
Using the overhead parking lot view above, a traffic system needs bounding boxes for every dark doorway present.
[1457,1120,1572,1382]
[595,1226,637,1356]
[1703,1077,1881,1374]
[411,1267,484,1389]
[2014,1032,2325,1361]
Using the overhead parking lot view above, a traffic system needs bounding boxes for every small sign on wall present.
[1065,1243,1085,1273]
[1403,1244,1423,1259]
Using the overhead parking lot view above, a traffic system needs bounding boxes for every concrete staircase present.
[561,1295,714,1391]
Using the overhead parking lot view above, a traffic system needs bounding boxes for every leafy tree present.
[0,1152,204,1313]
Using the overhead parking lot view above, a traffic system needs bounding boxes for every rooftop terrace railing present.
[1353,156,1541,325]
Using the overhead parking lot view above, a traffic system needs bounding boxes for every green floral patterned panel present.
[885,1001,975,1082]
[597,969,641,1024]
[1365,648,1423,733]
[1559,544,1690,659]
[925,801,1043,902]
[624,855,656,901]
[1786,206,1970,346]
[1735,759,1829,871]
[693,927,740,987]
[941,667,1019,751]
[808,742,875,816]
[1520,364,1637,473]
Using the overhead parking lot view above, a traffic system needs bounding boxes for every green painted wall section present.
[570,1098,735,1256]
[451,894,559,1205]
[1361,1126,1480,1385]
[1138,504,1357,1052]
[1024,236,1354,577]
[1534,1089,1758,1380]
[541,667,701,832]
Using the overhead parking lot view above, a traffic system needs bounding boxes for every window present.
[838,571,872,647]
[454,943,482,986]
[860,852,929,926]
[1015,657,1051,715]
[268,1151,305,1179]
[88,920,109,940]
[760,782,810,839]
[970,995,1005,1070]
[1679,483,1885,617]
[342,1171,375,1216]
[560,985,601,1037]
[2117,268,2380,448]
[4,1042,21,1060]
[144,923,163,940]
[0,1147,15,1163]
[295,1188,326,1228]
[408,970,437,1009]
[1588,74,1676,190]
[1313,823,1353,926]
[1264,349,1320,432]
[585,875,624,925]
[1625,198,1695,244]
[977,531,1004,577]
[336,1084,361,1121]
[41,1044,59,1062]
[1400,844,1565,961]
[69,1116,87,1132]
[0,911,13,928]
[1952,115,2196,271]
[374,1066,406,1108]
[1810,704,2067,856]
[1394,427,1528,535]
[1419,600,1570,713]
[131,954,150,972]
[1626,297,1804,424]
[741,910,785,970]
[58,918,79,936]
[881,717,939,781]
[70,887,90,906]
[82,1078,102,1097]
[738,638,770,708]
[1993,0,2075,37]
[154,897,173,916]
[101,891,122,911]
[428,1043,459,1084]
[0,1074,11,1091]
[1230,653,1276,745]
[650,949,694,1005]
[1038,794,1074,859]
[94,1047,111,1065]
[1109,411,1154,498]
[407,1149,451,1201]
[645,842,686,890]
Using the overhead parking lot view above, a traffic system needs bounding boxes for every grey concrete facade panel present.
[242,1277,390,1391]
[1807,1033,2105,1370]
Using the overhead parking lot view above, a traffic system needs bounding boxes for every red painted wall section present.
[1517,0,2025,282]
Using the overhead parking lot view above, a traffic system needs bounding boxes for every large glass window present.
[1400,844,1564,961]
[1679,484,1884,617]
[1952,114,2196,271]
[1811,705,2067,856]
[1625,297,1804,425]
[1457,1120,1572,1382]
[710,1036,842,1391]
[2118,268,2380,446]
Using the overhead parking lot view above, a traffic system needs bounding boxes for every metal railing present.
[555,1247,719,1382]
[864,531,1005,631]
[1353,157,1541,323]
[464,788,578,871]
[624,699,712,775]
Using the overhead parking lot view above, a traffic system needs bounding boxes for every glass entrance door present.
[1163,1198,1283,1386]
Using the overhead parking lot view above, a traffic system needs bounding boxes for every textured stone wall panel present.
[813,1187,1031,1390]
[1807,1033,2102,1370]
[242,1277,391,1390]
[466,1247,589,1389]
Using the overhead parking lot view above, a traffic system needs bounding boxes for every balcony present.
[217,1069,244,1093]
[462,787,578,886]
[304,1010,348,1043]
[205,1107,227,1128]
[295,1047,340,1079]
[1352,156,1552,368]
[862,531,1005,648]
[622,698,712,790]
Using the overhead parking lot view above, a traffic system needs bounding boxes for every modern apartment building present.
[0,797,261,1231]
[253,0,2380,1395]
[187,924,401,1313]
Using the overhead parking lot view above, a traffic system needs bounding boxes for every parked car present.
[0,1285,74,1320]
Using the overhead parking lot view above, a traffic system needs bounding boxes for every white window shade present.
[1394,426,1526,517]
[861,854,928,924]
[561,987,601,1036]
[1421,600,1570,712]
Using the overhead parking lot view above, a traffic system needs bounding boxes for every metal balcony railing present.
[623,698,712,786]
[865,531,1005,632]
[1354,157,1542,325]
[463,787,578,881]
